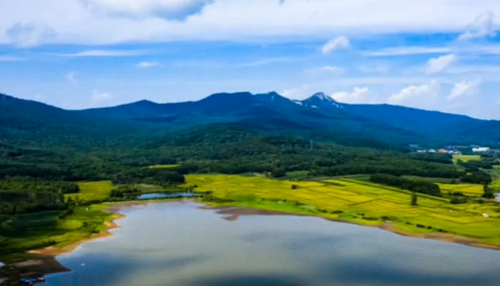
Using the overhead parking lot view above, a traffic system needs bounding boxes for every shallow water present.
[45,201,500,286]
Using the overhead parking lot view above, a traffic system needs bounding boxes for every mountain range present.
[1,91,499,150]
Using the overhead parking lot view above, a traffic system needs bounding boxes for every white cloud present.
[358,64,388,73]
[425,54,457,74]
[5,23,57,47]
[320,65,345,74]
[365,47,452,57]
[331,87,369,104]
[321,36,350,55]
[0,56,25,62]
[81,0,214,20]
[458,11,497,41]
[65,71,78,83]
[388,80,440,109]
[237,57,300,68]
[366,45,500,57]
[136,61,159,68]
[281,84,311,100]
[90,90,113,107]
[448,80,481,101]
[1,0,500,45]
[57,50,150,57]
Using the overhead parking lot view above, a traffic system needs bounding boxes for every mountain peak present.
[310,92,336,103]
[302,92,343,110]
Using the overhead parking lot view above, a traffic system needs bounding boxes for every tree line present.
[369,174,442,197]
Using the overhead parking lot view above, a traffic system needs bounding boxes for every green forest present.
[1,125,493,216]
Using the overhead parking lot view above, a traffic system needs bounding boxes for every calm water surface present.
[45,201,500,286]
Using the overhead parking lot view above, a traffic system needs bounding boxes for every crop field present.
[438,183,484,197]
[185,174,500,245]
[148,164,179,169]
[453,154,481,164]
[66,181,114,202]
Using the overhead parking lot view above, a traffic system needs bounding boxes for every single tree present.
[482,184,495,199]
[411,192,418,206]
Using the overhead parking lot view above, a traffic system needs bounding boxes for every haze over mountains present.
[1,92,499,149]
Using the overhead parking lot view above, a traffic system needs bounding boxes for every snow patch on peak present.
[293,100,303,106]
[312,92,336,103]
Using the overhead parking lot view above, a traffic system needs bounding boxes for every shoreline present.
[25,199,192,257]
[379,222,500,251]
[2,199,500,285]
[27,212,126,256]
[22,200,500,256]
[202,203,500,251]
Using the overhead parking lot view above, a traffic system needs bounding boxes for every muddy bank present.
[380,222,500,251]
[203,204,500,251]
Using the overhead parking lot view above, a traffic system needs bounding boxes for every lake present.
[43,201,500,286]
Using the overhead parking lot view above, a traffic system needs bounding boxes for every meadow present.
[185,174,500,246]
[453,154,482,164]
[0,204,116,262]
[65,181,114,203]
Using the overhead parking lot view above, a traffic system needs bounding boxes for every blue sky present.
[1,0,500,119]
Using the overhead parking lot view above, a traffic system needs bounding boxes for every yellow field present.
[453,154,481,164]
[66,181,114,202]
[438,183,484,197]
[185,174,500,244]
[148,164,179,169]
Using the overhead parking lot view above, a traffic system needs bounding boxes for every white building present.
[473,147,490,152]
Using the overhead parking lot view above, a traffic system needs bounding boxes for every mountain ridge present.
[1,91,499,148]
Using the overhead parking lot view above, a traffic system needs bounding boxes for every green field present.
[3,173,500,261]
[453,154,481,164]
[148,164,179,169]
[186,174,500,246]
[0,204,115,262]
[65,181,115,203]
[488,166,500,191]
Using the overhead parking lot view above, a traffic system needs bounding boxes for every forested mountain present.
[1,91,499,150]
[0,94,168,150]
[344,103,500,145]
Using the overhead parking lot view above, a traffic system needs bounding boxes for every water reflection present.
[43,202,500,286]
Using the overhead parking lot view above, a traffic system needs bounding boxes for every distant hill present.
[0,94,165,150]
[1,92,499,150]
[343,103,500,146]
